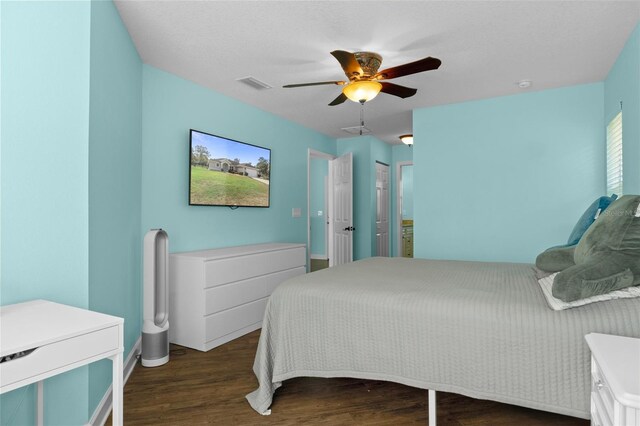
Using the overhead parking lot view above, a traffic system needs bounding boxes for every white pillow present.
[538,272,640,310]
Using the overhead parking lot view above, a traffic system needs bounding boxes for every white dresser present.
[169,243,306,351]
[585,333,640,426]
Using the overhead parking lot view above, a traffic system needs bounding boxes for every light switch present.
[292,208,301,218]
[317,210,323,216]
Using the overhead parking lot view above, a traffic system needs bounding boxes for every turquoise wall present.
[1,1,142,424]
[401,166,414,219]
[337,136,391,259]
[141,66,336,253]
[310,157,328,257]
[605,23,640,195]
[87,0,142,418]
[1,1,91,424]
[1,3,634,424]
[390,145,413,257]
[413,83,605,263]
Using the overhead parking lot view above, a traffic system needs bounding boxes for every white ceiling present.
[114,1,639,145]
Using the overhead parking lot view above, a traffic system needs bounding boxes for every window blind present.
[606,111,623,196]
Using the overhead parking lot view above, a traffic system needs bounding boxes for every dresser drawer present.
[204,247,305,288]
[265,266,305,294]
[205,298,267,343]
[1,326,119,387]
[205,267,305,315]
[592,392,613,426]
[593,359,616,423]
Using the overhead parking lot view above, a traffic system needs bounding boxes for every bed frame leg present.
[428,389,436,425]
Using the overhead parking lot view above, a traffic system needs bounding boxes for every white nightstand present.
[585,333,640,426]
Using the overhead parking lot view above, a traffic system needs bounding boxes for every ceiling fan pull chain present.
[359,101,365,136]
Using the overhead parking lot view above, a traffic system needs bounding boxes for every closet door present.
[375,162,390,257]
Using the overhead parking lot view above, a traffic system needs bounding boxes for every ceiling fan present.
[283,50,441,106]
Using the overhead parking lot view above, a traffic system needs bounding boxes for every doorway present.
[308,150,333,272]
[307,149,354,271]
[375,162,390,257]
[396,162,414,258]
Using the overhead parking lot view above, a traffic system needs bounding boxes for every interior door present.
[329,152,353,266]
[375,162,390,257]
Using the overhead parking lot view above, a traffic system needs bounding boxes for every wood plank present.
[108,330,589,425]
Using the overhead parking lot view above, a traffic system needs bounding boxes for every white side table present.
[585,333,640,426]
[0,300,124,425]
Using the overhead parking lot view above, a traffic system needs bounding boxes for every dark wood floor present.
[310,258,329,272]
[110,330,589,425]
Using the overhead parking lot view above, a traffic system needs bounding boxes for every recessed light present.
[517,80,532,89]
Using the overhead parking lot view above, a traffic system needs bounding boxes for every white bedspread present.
[247,257,640,418]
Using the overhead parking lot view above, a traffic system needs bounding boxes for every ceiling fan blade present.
[330,50,363,78]
[283,81,345,88]
[375,56,441,80]
[328,93,348,106]
[380,82,417,98]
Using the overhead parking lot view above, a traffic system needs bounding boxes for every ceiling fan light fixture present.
[399,134,413,146]
[342,80,382,103]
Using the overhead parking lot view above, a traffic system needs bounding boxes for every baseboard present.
[310,254,328,260]
[87,336,141,426]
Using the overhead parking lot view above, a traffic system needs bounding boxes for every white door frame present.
[307,149,336,271]
[375,161,390,257]
[396,161,413,257]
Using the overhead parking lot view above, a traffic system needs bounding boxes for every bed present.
[246,257,640,419]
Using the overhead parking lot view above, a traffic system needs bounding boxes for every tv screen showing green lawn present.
[189,129,271,207]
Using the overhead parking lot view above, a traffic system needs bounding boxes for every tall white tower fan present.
[142,229,170,367]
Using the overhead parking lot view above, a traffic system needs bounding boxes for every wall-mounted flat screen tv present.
[189,129,271,207]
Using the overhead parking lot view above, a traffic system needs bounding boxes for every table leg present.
[37,381,43,426]
[428,389,436,426]
[110,352,123,426]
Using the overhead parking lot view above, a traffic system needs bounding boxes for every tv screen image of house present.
[189,129,271,207]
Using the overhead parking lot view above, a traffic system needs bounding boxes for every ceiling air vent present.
[236,76,273,90]
[340,126,371,135]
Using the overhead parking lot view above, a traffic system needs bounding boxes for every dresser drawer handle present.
[0,348,37,363]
